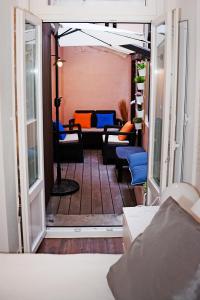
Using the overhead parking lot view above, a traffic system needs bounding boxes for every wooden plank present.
[133,185,144,205]
[61,163,69,179]
[107,165,124,215]
[69,162,84,215]
[57,163,76,214]
[118,168,135,207]
[98,151,114,214]
[81,150,92,214]
[46,196,60,216]
[53,150,133,219]
[37,238,124,254]
[46,214,122,227]
[53,164,57,182]
[53,163,68,182]
[91,150,102,214]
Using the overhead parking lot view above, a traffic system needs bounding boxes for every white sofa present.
[0,206,162,300]
[0,253,120,300]
[0,183,199,300]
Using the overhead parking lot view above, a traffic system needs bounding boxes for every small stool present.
[116,146,144,182]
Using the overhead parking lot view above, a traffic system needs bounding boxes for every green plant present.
[134,76,145,83]
[133,117,143,123]
[143,182,147,194]
[137,63,146,70]
[137,104,143,111]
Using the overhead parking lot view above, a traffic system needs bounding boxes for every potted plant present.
[136,104,144,118]
[133,117,143,130]
[137,62,146,76]
[134,76,145,90]
[135,92,144,104]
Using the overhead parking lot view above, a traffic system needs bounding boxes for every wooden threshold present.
[46,213,123,227]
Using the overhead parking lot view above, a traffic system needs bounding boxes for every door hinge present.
[18,202,22,217]
[173,142,180,151]
[165,156,170,164]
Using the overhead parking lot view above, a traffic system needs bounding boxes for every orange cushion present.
[74,113,92,128]
[118,121,134,141]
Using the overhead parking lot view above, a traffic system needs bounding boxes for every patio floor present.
[46,149,136,226]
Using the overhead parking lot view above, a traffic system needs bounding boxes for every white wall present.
[193,1,200,192]
[0,0,20,252]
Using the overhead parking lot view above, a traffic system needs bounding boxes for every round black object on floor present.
[52,179,79,196]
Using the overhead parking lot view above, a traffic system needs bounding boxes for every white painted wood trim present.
[168,9,180,185]
[46,227,123,238]
[30,0,157,22]
[15,0,30,11]
[16,8,32,252]
[148,14,166,202]
[192,1,200,188]
[159,11,173,192]
[15,8,46,253]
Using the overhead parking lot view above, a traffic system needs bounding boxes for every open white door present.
[148,9,180,203]
[170,21,188,184]
[15,8,46,252]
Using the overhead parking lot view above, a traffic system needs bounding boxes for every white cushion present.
[102,134,129,144]
[82,128,119,133]
[82,128,104,132]
[0,253,120,300]
[123,206,159,245]
[59,133,79,143]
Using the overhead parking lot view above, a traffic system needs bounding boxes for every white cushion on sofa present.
[0,253,120,300]
[102,134,129,144]
[82,128,104,132]
[59,133,79,143]
[82,128,119,132]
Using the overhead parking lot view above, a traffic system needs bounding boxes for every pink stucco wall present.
[58,46,131,123]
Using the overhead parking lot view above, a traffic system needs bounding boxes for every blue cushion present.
[130,164,148,185]
[127,151,148,167]
[53,121,66,140]
[96,113,114,128]
[116,146,145,160]
[127,152,148,185]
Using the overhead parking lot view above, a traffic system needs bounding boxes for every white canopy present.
[57,23,150,56]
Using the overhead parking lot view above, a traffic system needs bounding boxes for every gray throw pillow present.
[107,197,200,300]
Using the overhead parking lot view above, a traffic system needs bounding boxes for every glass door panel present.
[25,22,39,188]
[27,121,38,187]
[152,22,166,186]
[173,21,188,182]
[25,23,37,121]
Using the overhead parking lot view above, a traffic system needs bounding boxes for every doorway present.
[43,22,151,227]
[14,6,183,251]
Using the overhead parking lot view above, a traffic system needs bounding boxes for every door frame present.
[13,4,181,244]
[148,9,180,203]
[15,8,46,252]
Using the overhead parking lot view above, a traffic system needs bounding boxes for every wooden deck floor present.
[47,150,136,220]
[37,238,123,254]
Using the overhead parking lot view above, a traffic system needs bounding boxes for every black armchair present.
[102,125,136,165]
[53,123,84,163]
